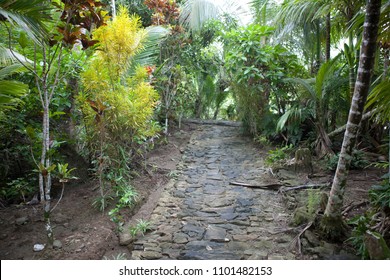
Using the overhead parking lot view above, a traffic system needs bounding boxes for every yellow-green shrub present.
[79,7,160,166]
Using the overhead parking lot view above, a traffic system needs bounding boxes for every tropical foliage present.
[0,0,389,257]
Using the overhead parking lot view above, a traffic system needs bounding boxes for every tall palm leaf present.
[283,57,348,155]
[366,79,390,122]
[129,25,169,73]
[0,63,28,108]
[0,45,32,66]
[0,0,51,44]
[180,0,251,31]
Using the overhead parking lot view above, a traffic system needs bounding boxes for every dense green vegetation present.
[0,0,389,257]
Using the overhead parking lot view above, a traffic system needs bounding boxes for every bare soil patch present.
[0,123,193,260]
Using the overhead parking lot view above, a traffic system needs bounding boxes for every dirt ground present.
[0,123,194,260]
[0,123,386,260]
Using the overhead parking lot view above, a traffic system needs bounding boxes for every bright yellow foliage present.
[93,6,147,79]
[80,7,160,156]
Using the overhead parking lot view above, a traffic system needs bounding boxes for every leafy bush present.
[79,8,161,218]
[224,24,305,136]
[369,175,390,212]
[347,175,390,259]
[1,177,36,203]
[347,214,371,259]
[325,149,370,171]
[265,144,293,167]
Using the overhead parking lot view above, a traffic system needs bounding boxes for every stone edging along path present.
[128,124,296,260]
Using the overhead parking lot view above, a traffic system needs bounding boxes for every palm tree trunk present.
[321,0,382,239]
[348,34,356,103]
[325,13,331,62]
[315,19,321,72]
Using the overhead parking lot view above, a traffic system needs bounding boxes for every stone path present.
[130,125,296,260]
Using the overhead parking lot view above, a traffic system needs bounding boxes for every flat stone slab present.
[204,225,227,242]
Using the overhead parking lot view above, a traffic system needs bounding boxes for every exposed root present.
[290,222,313,255]
[341,200,369,216]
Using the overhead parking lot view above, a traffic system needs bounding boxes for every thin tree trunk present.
[111,0,116,18]
[165,113,169,135]
[43,87,54,247]
[348,34,356,102]
[321,0,382,239]
[325,13,331,62]
[315,19,321,72]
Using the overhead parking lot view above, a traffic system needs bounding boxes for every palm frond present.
[366,79,390,123]
[314,54,341,99]
[276,105,311,132]
[128,26,169,75]
[136,26,169,66]
[180,0,250,32]
[0,63,25,79]
[0,45,32,66]
[284,77,316,99]
[349,1,389,43]
[203,74,216,104]
[0,80,28,105]
[0,0,52,44]
[378,1,390,43]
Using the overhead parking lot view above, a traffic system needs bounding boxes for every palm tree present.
[0,0,50,44]
[0,0,51,109]
[274,0,329,73]
[321,0,382,239]
[280,57,349,154]
[180,0,250,31]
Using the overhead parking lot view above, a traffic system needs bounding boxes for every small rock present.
[304,230,320,246]
[308,243,336,257]
[33,244,45,252]
[15,216,29,225]
[275,236,291,244]
[53,240,62,249]
[277,169,297,180]
[141,251,162,260]
[248,251,268,260]
[232,234,258,242]
[173,233,189,244]
[204,226,227,242]
[119,232,133,246]
[52,213,69,224]
[231,220,251,226]
[268,255,287,260]
[0,233,8,240]
[133,244,144,251]
[364,231,390,260]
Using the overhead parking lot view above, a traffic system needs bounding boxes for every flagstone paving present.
[130,125,296,260]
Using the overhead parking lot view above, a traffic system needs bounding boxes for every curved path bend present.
[130,125,295,260]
